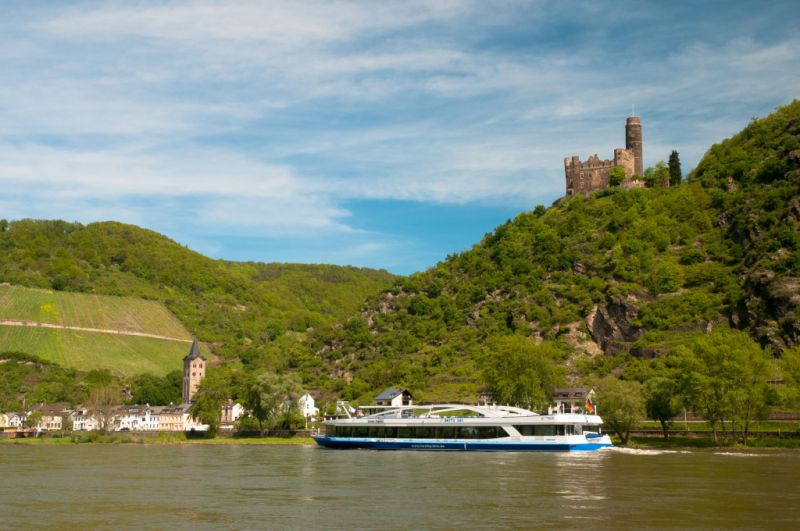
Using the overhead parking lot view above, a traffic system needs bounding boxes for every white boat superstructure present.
[314,402,612,451]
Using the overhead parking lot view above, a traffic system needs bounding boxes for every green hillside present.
[316,101,800,402]
[0,221,397,377]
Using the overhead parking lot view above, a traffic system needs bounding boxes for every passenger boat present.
[313,403,612,451]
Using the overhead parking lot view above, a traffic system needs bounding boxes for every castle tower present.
[182,339,206,404]
[625,116,643,177]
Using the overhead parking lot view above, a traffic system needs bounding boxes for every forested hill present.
[318,101,800,403]
[0,220,396,367]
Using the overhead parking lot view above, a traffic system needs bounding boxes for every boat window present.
[574,425,582,435]
[398,427,414,438]
[513,425,566,436]
[416,427,434,439]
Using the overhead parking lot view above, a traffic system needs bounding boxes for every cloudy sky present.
[1,1,798,274]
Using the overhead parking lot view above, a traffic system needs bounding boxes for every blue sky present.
[1,1,798,274]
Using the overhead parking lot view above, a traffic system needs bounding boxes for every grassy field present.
[0,284,199,376]
[0,284,191,339]
[0,326,193,376]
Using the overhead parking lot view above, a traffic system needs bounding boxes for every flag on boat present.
[585,398,595,414]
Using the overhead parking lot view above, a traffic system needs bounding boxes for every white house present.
[33,405,67,431]
[298,394,319,420]
[4,412,24,429]
[375,388,413,407]
[71,407,99,431]
[150,405,186,431]
[221,400,245,428]
[114,405,152,431]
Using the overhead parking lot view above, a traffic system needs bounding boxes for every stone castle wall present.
[564,117,644,196]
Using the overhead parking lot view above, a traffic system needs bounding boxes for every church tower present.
[625,116,643,177]
[182,339,206,404]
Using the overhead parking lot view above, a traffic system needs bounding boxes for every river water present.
[1,444,798,529]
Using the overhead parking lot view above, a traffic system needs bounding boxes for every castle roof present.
[183,339,205,361]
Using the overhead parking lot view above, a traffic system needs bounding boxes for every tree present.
[780,346,800,404]
[608,166,626,187]
[130,371,182,405]
[24,411,42,434]
[189,371,228,437]
[592,376,644,445]
[644,161,670,187]
[668,150,682,186]
[242,370,303,435]
[86,386,120,433]
[644,377,681,440]
[481,336,564,410]
[670,328,773,444]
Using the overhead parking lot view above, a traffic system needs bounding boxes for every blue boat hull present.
[313,437,611,451]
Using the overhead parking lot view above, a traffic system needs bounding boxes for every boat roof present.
[360,403,537,419]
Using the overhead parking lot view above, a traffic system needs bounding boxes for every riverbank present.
[0,433,315,445]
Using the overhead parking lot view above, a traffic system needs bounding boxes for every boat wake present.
[608,447,691,456]
[712,452,768,458]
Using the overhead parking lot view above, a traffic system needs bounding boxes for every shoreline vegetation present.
[3,430,799,449]
[0,432,316,445]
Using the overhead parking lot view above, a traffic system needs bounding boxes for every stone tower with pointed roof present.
[182,339,206,404]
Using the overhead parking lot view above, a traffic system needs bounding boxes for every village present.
[0,340,320,438]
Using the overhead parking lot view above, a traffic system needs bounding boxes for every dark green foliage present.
[591,375,645,445]
[644,377,681,440]
[668,150,682,186]
[609,166,626,187]
[240,370,303,435]
[689,99,800,348]
[0,351,105,411]
[480,336,566,409]
[668,328,775,444]
[644,161,670,188]
[129,371,182,406]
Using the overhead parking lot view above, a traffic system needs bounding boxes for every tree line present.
[482,327,799,446]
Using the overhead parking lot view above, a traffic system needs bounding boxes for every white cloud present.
[1,1,799,271]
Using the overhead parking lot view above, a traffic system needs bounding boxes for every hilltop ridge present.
[0,220,397,372]
[316,101,800,402]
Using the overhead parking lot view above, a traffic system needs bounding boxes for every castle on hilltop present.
[564,116,644,196]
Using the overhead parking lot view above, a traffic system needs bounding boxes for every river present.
[1,444,798,529]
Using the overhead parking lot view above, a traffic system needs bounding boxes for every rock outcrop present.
[585,295,644,354]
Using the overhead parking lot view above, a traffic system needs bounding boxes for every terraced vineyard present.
[0,284,196,376]
[0,284,191,339]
